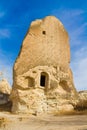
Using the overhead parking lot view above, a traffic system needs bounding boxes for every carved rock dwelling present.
[11,16,78,114]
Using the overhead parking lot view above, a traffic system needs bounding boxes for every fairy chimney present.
[10,16,78,114]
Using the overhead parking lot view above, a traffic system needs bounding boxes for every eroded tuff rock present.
[75,91,87,110]
[0,79,11,105]
[0,79,11,94]
[11,16,79,114]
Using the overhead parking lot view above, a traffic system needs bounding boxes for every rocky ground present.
[0,112,87,130]
[0,78,87,130]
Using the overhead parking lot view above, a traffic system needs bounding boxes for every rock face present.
[11,16,78,114]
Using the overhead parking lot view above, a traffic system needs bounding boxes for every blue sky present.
[0,0,87,90]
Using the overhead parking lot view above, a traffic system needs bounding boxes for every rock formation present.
[0,79,11,105]
[75,91,87,110]
[0,79,11,95]
[10,16,79,114]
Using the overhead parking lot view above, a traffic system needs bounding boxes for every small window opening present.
[40,75,46,87]
[42,31,46,35]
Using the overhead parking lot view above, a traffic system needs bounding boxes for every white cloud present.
[71,47,87,91]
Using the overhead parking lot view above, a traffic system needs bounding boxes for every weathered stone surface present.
[76,91,87,109]
[14,16,70,76]
[79,91,87,100]
[0,79,11,105]
[11,16,78,114]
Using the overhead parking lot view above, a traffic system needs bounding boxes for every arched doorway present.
[40,72,48,87]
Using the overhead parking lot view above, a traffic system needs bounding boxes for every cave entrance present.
[40,72,48,87]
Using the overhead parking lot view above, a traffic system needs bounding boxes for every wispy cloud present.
[0,11,5,18]
[0,29,11,38]
[69,22,87,47]
[52,8,87,90]
[52,8,87,47]
[71,47,87,90]
[64,9,85,17]
[52,9,85,25]
[0,49,13,86]
[0,10,11,39]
